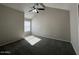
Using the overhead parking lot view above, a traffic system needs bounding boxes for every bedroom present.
[0,3,78,55]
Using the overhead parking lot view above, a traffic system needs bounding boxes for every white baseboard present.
[0,39,21,46]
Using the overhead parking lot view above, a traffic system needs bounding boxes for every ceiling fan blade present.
[28,8,35,12]
[40,3,46,8]
[37,8,45,10]
[33,6,36,9]
[29,9,33,12]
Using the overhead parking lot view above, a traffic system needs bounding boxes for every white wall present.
[0,5,24,46]
[69,4,79,54]
[32,7,70,42]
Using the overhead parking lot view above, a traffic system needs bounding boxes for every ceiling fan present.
[29,3,46,13]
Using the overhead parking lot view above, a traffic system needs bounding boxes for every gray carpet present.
[0,35,76,55]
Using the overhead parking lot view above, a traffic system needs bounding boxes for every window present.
[24,20,31,32]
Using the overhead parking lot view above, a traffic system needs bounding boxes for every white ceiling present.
[1,3,33,12]
[44,3,71,11]
[1,3,72,19]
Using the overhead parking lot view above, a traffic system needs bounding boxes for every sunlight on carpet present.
[24,36,41,46]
